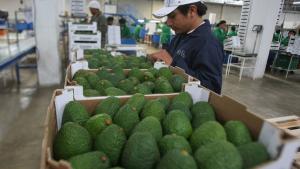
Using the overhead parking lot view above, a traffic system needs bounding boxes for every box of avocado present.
[64,61,200,98]
[41,86,300,169]
[71,48,152,69]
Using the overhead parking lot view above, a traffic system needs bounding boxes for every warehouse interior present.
[0,0,300,169]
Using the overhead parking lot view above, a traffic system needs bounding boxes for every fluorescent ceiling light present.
[293,1,300,5]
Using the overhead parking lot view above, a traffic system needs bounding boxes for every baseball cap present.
[88,0,101,9]
[153,0,203,18]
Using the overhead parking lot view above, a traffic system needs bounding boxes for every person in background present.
[134,24,143,41]
[119,18,131,38]
[213,20,227,44]
[150,0,223,94]
[160,22,171,49]
[107,16,114,26]
[272,29,281,42]
[227,25,237,37]
[88,0,107,48]
[281,30,296,47]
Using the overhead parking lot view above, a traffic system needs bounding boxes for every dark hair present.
[231,26,236,32]
[177,1,207,17]
[275,29,280,34]
[119,18,126,24]
[107,16,114,22]
[289,30,296,35]
[217,20,226,27]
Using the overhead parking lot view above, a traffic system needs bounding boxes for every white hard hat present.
[153,0,203,18]
[88,0,101,9]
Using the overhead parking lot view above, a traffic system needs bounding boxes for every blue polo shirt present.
[167,20,223,94]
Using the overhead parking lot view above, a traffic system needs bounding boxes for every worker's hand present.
[149,49,173,65]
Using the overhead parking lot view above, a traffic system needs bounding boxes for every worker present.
[213,20,227,44]
[134,24,143,41]
[150,0,223,94]
[107,16,114,26]
[160,22,171,49]
[281,30,296,47]
[272,29,281,42]
[119,18,131,38]
[88,0,107,48]
[227,26,237,37]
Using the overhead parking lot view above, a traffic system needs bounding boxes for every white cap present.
[88,0,101,9]
[153,0,203,18]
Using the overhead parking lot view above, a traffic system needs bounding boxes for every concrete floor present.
[0,48,299,169]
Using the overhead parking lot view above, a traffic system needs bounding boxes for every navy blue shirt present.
[167,20,223,94]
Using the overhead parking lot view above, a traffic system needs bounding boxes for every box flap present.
[54,89,74,129]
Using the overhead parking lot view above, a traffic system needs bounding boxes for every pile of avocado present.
[73,67,187,97]
[53,92,270,169]
[83,49,153,69]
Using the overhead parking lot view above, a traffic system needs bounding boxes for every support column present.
[240,0,282,79]
[35,0,62,86]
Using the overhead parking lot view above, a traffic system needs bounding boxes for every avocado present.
[104,87,127,96]
[97,69,111,80]
[147,67,159,77]
[238,142,270,169]
[94,80,114,95]
[158,134,192,155]
[94,96,121,118]
[128,76,140,86]
[121,132,160,169]
[154,79,174,93]
[68,151,110,169]
[87,57,100,69]
[169,74,187,92]
[73,69,91,80]
[126,93,146,113]
[74,77,91,89]
[194,140,243,169]
[191,101,216,129]
[132,116,162,142]
[94,124,126,166]
[113,104,140,136]
[168,102,192,120]
[128,68,144,82]
[143,71,155,82]
[117,79,135,94]
[83,89,101,97]
[156,149,197,169]
[131,84,152,94]
[158,67,173,80]
[53,122,92,160]
[162,110,192,138]
[86,73,100,88]
[84,114,112,139]
[141,100,165,121]
[171,92,193,108]
[225,120,252,146]
[142,81,155,92]
[190,121,226,150]
[155,96,170,111]
[62,101,90,126]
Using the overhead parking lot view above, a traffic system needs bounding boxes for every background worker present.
[227,25,237,37]
[119,18,132,38]
[213,20,227,44]
[88,0,107,48]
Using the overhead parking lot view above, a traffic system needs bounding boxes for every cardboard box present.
[41,85,300,169]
